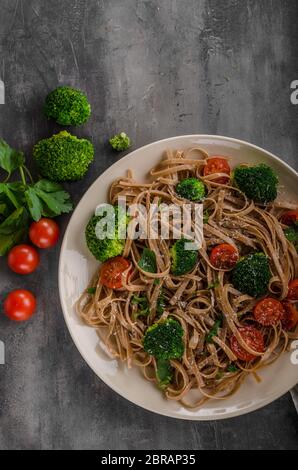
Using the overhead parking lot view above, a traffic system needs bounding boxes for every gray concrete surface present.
[0,0,297,450]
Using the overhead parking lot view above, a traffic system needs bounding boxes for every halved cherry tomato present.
[100,256,131,289]
[29,218,60,249]
[230,326,264,362]
[286,279,298,301]
[253,297,284,326]
[8,244,40,275]
[203,157,231,184]
[280,210,298,226]
[281,302,298,331]
[210,243,239,270]
[4,289,36,321]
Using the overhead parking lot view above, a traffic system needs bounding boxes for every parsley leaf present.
[138,248,157,273]
[206,318,222,343]
[203,209,209,224]
[0,139,25,174]
[0,203,7,216]
[227,364,239,373]
[24,187,43,221]
[131,295,150,319]
[284,226,298,250]
[156,289,166,316]
[87,287,96,295]
[22,180,72,221]
[0,183,24,209]
[207,278,220,290]
[0,207,28,255]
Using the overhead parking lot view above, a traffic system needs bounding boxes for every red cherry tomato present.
[281,302,298,331]
[230,326,264,362]
[210,243,239,270]
[253,297,284,326]
[4,289,36,321]
[100,256,131,289]
[203,157,231,184]
[280,210,298,226]
[29,218,60,249]
[8,244,40,275]
[286,279,298,301]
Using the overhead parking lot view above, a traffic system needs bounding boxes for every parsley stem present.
[19,166,26,185]
[22,165,34,183]
[2,172,10,183]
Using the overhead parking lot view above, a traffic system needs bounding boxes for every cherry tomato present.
[281,302,298,331]
[286,279,298,301]
[3,289,36,321]
[8,244,40,275]
[253,297,284,326]
[230,326,264,361]
[210,243,239,270]
[280,210,298,226]
[203,157,231,184]
[29,218,60,249]
[100,256,131,289]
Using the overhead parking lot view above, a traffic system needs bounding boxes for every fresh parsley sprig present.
[0,139,73,255]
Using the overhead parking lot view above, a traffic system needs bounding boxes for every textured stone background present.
[0,0,297,450]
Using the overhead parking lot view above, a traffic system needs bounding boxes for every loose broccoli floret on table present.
[44,86,91,126]
[33,131,94,182]
[109,132,131,151]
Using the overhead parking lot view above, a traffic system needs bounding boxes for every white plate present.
[59,135,298,420]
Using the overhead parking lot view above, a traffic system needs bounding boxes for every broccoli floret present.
[33,131,94,182]
[175,177,205,201]
[85,206,127,262]
[233,163,278,203]
[170,238,198,276]
[284,226,298,249]
[232,252,271,297]
[44,86,91,126]
[109,132,131,151]
[143,318,184,360]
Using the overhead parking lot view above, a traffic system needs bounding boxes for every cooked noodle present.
[77,148,298,408]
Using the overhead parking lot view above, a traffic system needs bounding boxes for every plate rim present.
[58,134,298,421]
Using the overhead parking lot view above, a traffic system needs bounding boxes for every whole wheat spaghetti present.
[77,147,298,408]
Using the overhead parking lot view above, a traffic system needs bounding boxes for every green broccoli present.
[156,289,166,316]
[33,131,94,182]
[85,206,127,262]
[233,163,278,203]
[109,132,131,151]
[156,359,174,389]
[175,177,205,201]
[232,252,271,297]
[284,226,298,249]
[143,318,184,360]
[131,295,150,319]
[170,238,198,276]
[44,86,91,126]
